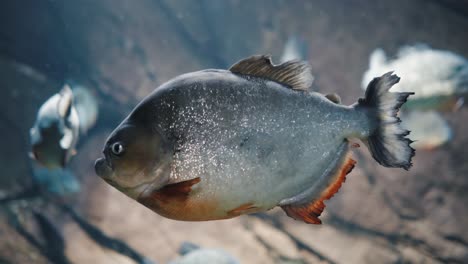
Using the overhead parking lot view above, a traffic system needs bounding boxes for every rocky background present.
[1,0,468,263]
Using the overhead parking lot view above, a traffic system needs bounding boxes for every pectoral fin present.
[325,93,341,104]
[59,126,74,153]
[280,154,356,224]
[137,177,208,221]
[143,177,201,204]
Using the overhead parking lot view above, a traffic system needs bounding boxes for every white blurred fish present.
[169,242,239,264]
[30,83,99,169]
[400,111,452,150]
[30,85,80,169]
[70,83,99,134]
[68,81,99,135]
[362,45,466,149]
[362,45,468,111]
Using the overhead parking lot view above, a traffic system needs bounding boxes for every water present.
[0,1,468,263]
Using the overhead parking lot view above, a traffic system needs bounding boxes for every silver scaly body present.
[138,70,371,213]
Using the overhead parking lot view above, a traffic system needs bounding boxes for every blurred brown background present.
[1,0,468,263]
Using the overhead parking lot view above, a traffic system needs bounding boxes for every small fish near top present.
[95,55,414,224]
[362,45,468,112]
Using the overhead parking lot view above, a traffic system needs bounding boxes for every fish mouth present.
[94,157,152,198]
[94,157,113,179]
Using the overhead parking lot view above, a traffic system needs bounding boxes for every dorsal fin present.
[229,55,313,91]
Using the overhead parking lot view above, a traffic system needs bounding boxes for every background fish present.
[95,55,414,224]
[30,85,80,169]
[362,45,468,149]
[362,45,468,112]
[30,82,100,169]
[31,162,80,195]
[400,111,452,150]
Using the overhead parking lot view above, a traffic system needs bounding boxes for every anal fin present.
[281,154,356,224]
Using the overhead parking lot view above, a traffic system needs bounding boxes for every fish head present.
[95,120,172,194]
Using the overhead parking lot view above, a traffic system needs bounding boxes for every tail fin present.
[359,72,415,170]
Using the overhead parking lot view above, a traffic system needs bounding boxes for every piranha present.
[30,85,79,169]
[95,55,414,224]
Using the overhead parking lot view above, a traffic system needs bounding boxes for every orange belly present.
[136,177,227,221]
[138,193,229,221]
[136,177,261,221]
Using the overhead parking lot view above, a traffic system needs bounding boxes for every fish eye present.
[111,142,125,156]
